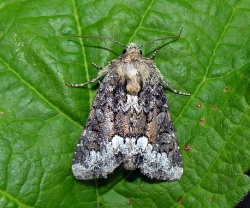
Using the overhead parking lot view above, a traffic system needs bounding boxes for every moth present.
[66,29,190,180]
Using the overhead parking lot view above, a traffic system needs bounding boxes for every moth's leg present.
[65,65,109,88]
[165,82,190,96]
[65,75,102,87]
[92,62,103,70]
[153,66,190,96]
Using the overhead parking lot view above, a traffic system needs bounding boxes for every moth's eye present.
[122,49,127,54]
[140,50,142,55]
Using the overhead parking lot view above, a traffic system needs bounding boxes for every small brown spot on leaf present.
[199,118,206,125]
[212,105,217,110]
[225,86,230,92]
[127,199,132,205]
[178,197,183,204]
[184,145,191,151]
[196,103,202,108]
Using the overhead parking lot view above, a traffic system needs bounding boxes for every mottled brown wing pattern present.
[70,41,188,180]
[72,71,123,180]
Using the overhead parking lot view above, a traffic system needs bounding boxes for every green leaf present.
[0,0,249,207]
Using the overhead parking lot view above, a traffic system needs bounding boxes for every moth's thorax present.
[115,62,150,94]
[115,43,153,95]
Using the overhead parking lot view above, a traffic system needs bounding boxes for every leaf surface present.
[0,0,249,207]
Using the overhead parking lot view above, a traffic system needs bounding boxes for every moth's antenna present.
[139,27,183,48]
[74,35,126,47]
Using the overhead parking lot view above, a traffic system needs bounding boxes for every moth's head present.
[123,43,142,55]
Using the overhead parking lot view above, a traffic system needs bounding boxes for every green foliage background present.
[0,0,249,207]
